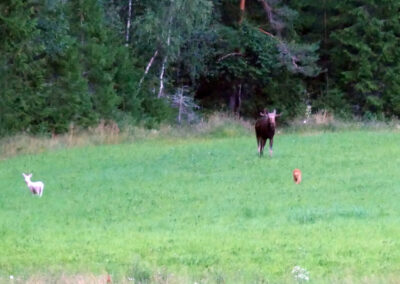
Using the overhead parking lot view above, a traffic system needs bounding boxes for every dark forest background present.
[1,0,399,135]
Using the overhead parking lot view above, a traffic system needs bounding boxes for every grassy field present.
[1,128,400,283]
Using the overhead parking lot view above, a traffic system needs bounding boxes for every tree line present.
[1,0,399,135]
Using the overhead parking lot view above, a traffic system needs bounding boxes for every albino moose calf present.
[22,173,44,197]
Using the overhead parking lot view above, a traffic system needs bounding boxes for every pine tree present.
[67,0,120,121]
[330,1,400,117]
[113,46,144,122]
[0,0,47,134]
[292,0,400,118]
[36,0,95,133]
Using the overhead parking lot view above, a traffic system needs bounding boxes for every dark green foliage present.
[292,0,400,118]
[0,0,45,135]
[0,0,166,135]
[331,1,400,117]
[67,0,120,120]
[198,1,320,119]
[36,2,95,133]
[1,0,400,135]
[113,47,143,120]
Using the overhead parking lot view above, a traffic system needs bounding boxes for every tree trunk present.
[125,0,133,46]
[229,84,242,116]
[239,0,246,23]
[137,49,158,94]
[177,88,184,124]
[79,0,84,45]
[157,17,172,98]
[157,55,168,98]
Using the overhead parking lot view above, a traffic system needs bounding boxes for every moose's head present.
[259,109,281,125]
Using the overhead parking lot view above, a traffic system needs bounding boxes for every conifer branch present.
[217,52,243,62]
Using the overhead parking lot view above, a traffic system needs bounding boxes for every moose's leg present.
[260,139,266,157]
[269,137,274,157]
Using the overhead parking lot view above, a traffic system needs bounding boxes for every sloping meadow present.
[1,129,400,282]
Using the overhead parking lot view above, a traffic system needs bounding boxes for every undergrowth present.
[0,114,252,159]
[2,112,399,160]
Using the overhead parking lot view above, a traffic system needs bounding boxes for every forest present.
[1,0,400,135]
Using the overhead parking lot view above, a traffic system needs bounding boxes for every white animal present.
[22,173,44,197]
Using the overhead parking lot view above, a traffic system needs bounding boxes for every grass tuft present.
[288,207,370,224]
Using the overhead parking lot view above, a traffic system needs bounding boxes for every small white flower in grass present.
[292,266,310,282]
[10,275,14,280]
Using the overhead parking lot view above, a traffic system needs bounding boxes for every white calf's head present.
[22,173,32,183]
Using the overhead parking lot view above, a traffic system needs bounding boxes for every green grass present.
[1,130,400,282]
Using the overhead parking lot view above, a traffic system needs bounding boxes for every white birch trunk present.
[177,88,184,123]
[157,56,167,98]
[157,1,173,98]
[157,29,171,98]
[125,0,133,46]
[136,49,158,94]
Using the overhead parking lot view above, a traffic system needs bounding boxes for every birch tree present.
[125,0,132,46]
[131,0,214,99]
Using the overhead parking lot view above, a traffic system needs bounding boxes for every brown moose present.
[255,109,281,157]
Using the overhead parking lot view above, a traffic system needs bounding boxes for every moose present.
[255,109,281,157]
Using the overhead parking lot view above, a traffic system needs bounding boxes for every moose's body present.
[255,109,280,157]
